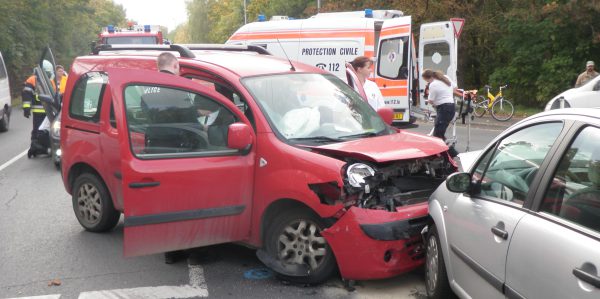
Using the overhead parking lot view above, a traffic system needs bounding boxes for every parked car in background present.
[0,51,11,132]
[425,108,600,299]
[37,44,458,284]
[545,75,600,111]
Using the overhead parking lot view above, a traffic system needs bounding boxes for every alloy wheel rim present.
[277,219,327,270]
[77,183,102,226]
[426,235,439,293]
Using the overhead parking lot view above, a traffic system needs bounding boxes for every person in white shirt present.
[422,69,455,141]
[350,56,386,110]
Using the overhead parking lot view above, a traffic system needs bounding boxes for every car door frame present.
[506,118,600,298]
[108,67,256,257]
[445,119,574,297]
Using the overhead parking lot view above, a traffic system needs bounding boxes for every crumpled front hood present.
[309,131,448,163]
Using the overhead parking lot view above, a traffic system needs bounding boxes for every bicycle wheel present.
[491,98,514,121]
[473,96,488,117]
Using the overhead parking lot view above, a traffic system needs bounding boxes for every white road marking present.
[77,264,208,299]
[0,150,28,172]
[78,285,208,299]
[5,295,61,299]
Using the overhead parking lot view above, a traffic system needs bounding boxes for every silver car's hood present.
[456,150,482,172]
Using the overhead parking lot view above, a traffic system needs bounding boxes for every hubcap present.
[77,183,102,226]
[277,220,327,270]
[426,235,439,293]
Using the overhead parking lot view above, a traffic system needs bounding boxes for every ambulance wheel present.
[265,209,336,284]
[72,173,120,232]
[27,149,34,158]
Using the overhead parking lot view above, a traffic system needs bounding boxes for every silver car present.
[425,108,600,299]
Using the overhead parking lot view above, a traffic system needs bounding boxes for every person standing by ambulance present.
[422,69,455,141]
[350,56,386,110]
[575,61,599,87]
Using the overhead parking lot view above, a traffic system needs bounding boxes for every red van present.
[46,45,455,283]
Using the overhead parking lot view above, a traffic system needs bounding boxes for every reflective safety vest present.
[22,75,45,114]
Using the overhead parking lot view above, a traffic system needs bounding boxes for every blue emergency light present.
[365,9,373,18]
[144,25,151,32]
[107,25,115,33]
[258,14,266,22]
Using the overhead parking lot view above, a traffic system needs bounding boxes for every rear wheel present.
[0,111,9,132]
[473,96,487,117]
[265,209,336,284]
[72,173,120,232]
[491,98,514,121]
[425,225,456,299]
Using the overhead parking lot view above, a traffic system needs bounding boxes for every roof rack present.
[91,44,196,58]
[181,44,272,55]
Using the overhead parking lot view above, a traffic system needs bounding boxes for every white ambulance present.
[227,9,458,124]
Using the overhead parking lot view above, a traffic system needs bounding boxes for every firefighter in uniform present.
[22,74,46,139]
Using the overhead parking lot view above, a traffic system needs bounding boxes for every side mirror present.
[377,107,394,125]
[38,94,54,104]
[446,172,472,193]
[227,122,253,150]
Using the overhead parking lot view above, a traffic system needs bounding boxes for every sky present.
[112,0,189,32]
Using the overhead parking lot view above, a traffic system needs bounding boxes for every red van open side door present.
[108,68,255,257]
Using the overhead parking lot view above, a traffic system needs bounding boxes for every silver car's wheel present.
[72,173,120,232]
[265,209,336,284]
[426,233,439,293]
[277,219,327,270]
[425,225,455,299]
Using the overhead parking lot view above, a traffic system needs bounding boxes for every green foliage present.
[0,0,125,98]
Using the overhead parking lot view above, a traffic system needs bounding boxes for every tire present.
[425,225,456,299]
[265,209,336,284]
[473,96,487,117]
[0,111,9,132]
[491,98,514,121]
[72,173,120,232]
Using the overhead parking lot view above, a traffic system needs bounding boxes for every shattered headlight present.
[346,163,375,188]
[51,118,61,138]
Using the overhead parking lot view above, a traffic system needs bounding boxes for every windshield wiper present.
[339,130,386,139]
[288,136,343,143]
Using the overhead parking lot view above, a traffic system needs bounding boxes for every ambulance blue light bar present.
[365,9,373,18]
[107,25,115,33]
[144,25,151,32]
[258,14,266,22]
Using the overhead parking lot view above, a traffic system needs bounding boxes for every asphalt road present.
[0,111,507,299]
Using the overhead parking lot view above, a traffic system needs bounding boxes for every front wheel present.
[72,173,120,232]
[265,209,336,284]
[425,225,456,299]
[473,96,487,117]
[491,98,514,121]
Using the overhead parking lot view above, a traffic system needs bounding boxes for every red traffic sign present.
[450,18,465,39]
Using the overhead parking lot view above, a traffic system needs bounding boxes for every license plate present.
[393,112,404,120]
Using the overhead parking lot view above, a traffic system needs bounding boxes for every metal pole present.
[244,0,247,24]
[317,0,320,13]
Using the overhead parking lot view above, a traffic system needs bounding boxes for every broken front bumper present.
[321,204,428,280]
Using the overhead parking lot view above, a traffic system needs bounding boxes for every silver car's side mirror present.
[446,172,472,193]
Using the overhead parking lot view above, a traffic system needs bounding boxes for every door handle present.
[573,267,600,288]
[491,226,508,240]
[129,181,160,189]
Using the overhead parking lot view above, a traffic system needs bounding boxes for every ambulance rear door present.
[418,22,457,113]
[376,16,412,124]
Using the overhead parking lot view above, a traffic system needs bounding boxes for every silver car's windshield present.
[242,73,387,142]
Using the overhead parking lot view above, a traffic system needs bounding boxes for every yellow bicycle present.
[473,84,514,121]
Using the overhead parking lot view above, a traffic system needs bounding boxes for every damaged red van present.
[53,44,456,284]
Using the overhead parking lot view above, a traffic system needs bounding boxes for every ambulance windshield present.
[242,73,388,142]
